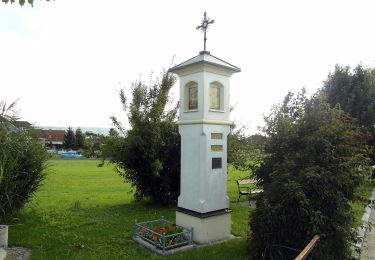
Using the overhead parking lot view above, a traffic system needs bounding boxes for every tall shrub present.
[0,113,48,221]
[323,65,375,162]
[104,71,180,205]
[248,91,371,259]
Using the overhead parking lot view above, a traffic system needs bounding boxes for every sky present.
[1,0,375,134]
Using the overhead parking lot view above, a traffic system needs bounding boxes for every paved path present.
[361,203,375,259]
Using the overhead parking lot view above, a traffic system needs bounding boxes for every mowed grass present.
[7,160,252,260]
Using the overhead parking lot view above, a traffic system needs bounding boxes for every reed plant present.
[0,101,48,222]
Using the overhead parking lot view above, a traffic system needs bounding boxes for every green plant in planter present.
[135,218,193,250]
[140,223,184,247]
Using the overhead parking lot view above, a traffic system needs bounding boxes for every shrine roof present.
[169,51,241,73]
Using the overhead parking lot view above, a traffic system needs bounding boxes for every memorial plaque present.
[211,133,223,139]
[212,157,222,169]
[211,145,223,152]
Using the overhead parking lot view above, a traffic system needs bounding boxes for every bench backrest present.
[237,178,257,186]
[294,235,320,260]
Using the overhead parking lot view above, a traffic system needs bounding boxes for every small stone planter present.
[134,217,193,252]
[0,225,8,248]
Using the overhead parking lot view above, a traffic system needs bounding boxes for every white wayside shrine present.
[169,50,240,244]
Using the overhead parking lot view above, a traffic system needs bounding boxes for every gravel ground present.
[361,205,375,260]
[4,247,31,260]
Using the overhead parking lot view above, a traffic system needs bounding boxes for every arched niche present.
[184,81,198,111]
[209,81,224,111]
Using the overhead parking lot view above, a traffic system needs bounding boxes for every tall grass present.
[0,122,48,222]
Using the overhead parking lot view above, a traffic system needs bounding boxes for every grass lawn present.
[7,160,252,259]
[350,181,374,228]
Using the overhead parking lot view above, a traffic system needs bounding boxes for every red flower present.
[171,223,176,227]
[165,226,170,230]
[152,236,158,241]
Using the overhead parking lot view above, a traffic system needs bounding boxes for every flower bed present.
[134,217,193,251]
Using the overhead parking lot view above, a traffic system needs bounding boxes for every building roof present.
[168,51,241,74]
[42,129,65,142]
[13,120,32,128]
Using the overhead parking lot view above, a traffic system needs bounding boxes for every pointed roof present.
[169,51,241,74]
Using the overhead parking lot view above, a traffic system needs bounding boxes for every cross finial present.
[196,11,215,52]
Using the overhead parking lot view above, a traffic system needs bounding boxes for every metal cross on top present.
[196,11,215,52]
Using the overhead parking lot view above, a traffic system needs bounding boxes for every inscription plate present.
[211,133,223,139]
[212,157,222,169]
[211,145,223,152]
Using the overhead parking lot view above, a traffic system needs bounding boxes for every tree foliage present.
[248,90,371,259]
[323,65,375,160]
[0,101,48,222]
[108,128,119,137]
[227,124,265,173]
[63,127,76,150]
[82,132,103,158]
[104,71,180,205]
[75,127,85,149]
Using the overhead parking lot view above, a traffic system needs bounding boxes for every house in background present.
[12,120,32,129]
[40,129,65,148]
[0,117,29,132]
[0,118,65,148]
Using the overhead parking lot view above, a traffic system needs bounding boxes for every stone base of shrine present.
[176,207,231,244]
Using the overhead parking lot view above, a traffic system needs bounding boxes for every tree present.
[227,124,265,173]
[82,132,103,158]
[248,90,371,259]
[63,127,76,150]
[75,127,85,149]
[108,128,119,137]
[0,101,48,221]
[104,70,180,205]
[322,65,375,161]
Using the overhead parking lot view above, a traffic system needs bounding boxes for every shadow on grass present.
[7,200,248,259]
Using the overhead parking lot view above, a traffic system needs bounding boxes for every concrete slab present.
[0,248,6,260]
[3,247,31,260]
[132,234,238,256]
[132,236,195,256]
[360,187,375,260]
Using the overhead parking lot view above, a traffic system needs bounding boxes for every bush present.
[227,124,265,173]
[104,71,180,205]
[248,91,371,259]
[0,122,48,222]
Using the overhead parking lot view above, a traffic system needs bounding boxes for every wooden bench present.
[236,178,263,204]
[294,235,320,260]
[268,235,320,259]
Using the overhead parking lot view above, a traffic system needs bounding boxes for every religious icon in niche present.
[209,86,220,110]
[189,86,198,110]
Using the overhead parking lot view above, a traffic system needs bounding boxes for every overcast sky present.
[1,0,375,133]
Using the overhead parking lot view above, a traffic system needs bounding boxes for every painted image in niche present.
[209,86,220,109]
[189,86,198,109]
